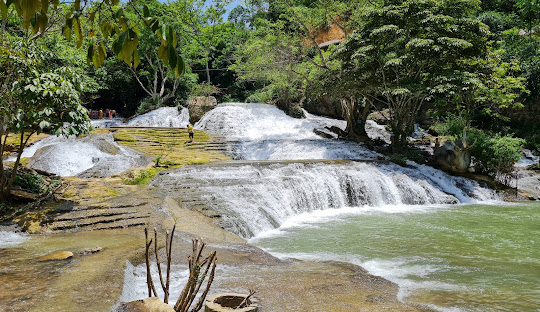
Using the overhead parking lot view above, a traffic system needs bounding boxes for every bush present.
[13,173,46,194]
[430,114,468,138]
[469,129,525,177]
[122,168,159,185]
[389,154,407,166]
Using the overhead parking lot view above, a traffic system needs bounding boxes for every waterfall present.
[152,161,496,239]
[127,107,190,127]
[26,134,151,177]
[196,103,338,141]
[196,103,380,160]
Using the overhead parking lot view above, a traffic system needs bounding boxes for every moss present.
[112,130,136,142]
[110,128,231,167]
[122,168,161,185]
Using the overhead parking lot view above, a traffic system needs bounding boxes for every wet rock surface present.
[36,251,74,261]
[118,297,175,312]
[1,179,435,312]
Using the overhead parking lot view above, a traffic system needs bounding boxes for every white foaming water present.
[26,134,150,177]
[234,140,379,160]
[196,103,335,141]
[0,231,30,248]
[249,204,451,242]
[119,261,190,304]
[119,261,242,306]
[127,107,190,127]
[153,161,496,238]
[196,103,381,160]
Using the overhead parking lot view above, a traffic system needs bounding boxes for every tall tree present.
[333,0,524,149]
[0,40,90,200]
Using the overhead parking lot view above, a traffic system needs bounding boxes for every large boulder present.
[433,139,474,172]
[187,96,218,123]
[303,96,343,119]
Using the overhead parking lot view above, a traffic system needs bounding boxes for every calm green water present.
[252,202,540,312]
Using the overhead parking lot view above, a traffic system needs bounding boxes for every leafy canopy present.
[1,0,184,76]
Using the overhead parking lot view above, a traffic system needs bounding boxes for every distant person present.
[434,137,440,149]
[111,110,116,118]
[99,109,103,119]
[187,124,194,142]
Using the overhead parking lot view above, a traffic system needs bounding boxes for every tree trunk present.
[205,61,211,84]
[342,97,369,139]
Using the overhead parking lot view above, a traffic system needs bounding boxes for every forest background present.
[1,0,540,198]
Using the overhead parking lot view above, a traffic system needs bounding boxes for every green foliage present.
[13,173,46,194]
[122,168,159,185]
[433,116,525,177]
[333,0,497,146]
[431,114,469,138]
[524,135,540,154]
[1,0,184,76]
[389,154,407,167]
[0,40,90,200]
[470,130,525,177]
[191,82,219,97]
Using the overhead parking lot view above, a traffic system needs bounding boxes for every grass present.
[2,133,50,154]
[122,167,160,185]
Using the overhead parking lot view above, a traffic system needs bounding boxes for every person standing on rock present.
[187,124,194,143]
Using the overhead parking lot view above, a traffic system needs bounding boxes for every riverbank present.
[2,123,536,311]
[0,175,436,311]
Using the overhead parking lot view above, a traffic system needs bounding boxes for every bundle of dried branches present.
[144,226,217,312]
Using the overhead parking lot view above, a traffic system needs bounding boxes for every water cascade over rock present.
[153,161,495,238]
[153,102,497,238]
[127,107,190,127]
[196,103,379,160]
[27,134,151,177]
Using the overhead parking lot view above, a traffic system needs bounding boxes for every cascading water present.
[25,133,151,177]
[0,227,29,248]
[127,107,190,127]
[196,103,381,160]
[153,161,495,239]
[154,102,497,238]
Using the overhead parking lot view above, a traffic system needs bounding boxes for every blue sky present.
[224,0,242,19]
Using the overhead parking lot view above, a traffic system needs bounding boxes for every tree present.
[0,41,90,201]
[333,0,522,150]
[170,0,231,84]
[0,0,184,75]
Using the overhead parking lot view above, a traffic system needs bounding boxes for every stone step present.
[86,218,149,231]
[46,212,151,232]
[51,208,138,222]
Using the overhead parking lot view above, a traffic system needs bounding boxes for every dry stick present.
[144,228,157,297]
[179,259,200,312]
[234,289,256,310]
[166,224,176,303]
[186,253,214,311]
[175,244,198,311]
[181,241,207,312]
[154,228,167,301]
[192,254,218,312]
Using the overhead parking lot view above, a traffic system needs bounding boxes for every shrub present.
[13,173,46,194]
[469,129,525,179]
[431,114,468,138]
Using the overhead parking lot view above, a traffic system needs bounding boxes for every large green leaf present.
[167,44,177,69]
[0,0,8,20]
